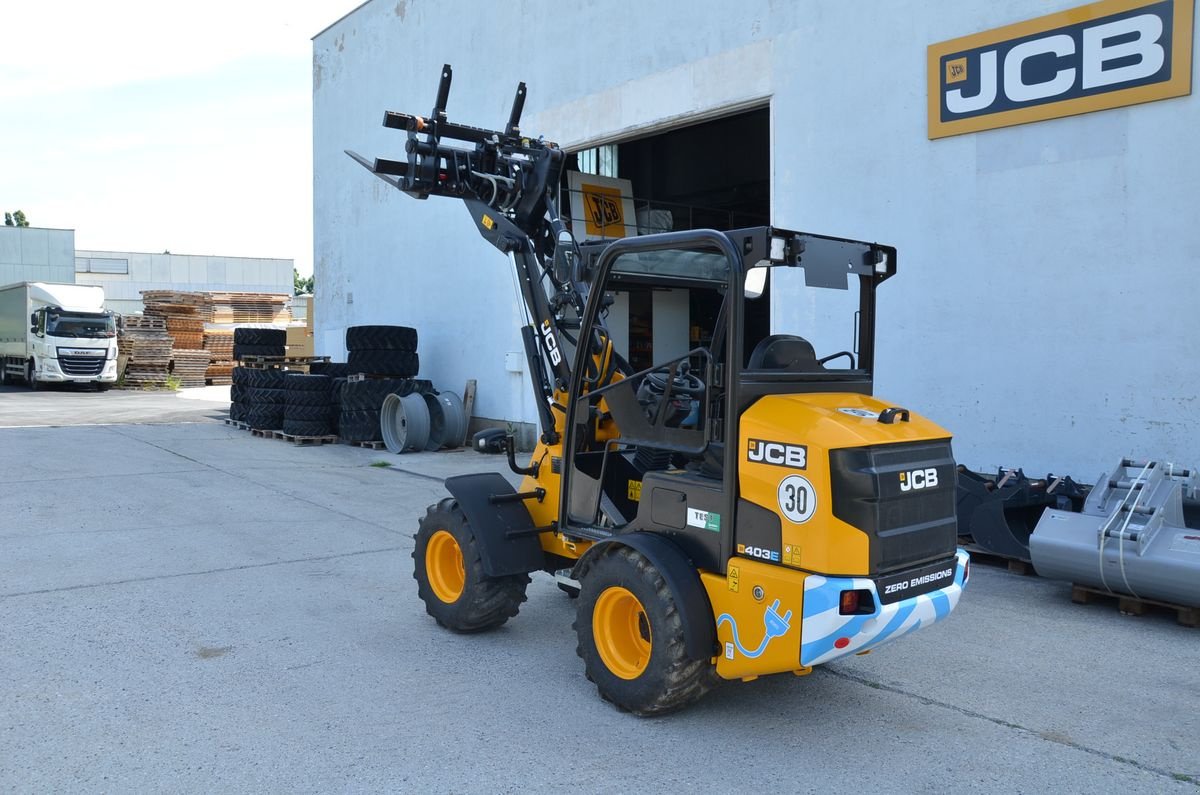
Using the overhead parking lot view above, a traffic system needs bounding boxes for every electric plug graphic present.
[762,599,793,640]
[716,598,793,659]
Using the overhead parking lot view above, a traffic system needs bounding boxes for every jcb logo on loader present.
[899,468,940,492]
[928,0,1194,139]
[540,320,562,366]
[747,439,807,469]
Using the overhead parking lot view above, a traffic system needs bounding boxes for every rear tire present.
[574,546,718,716]
[413,498,529,632]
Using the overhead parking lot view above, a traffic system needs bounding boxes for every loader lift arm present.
[346,64,603,445]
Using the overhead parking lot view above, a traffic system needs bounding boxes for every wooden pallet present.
[1070,584,1200,628]
[223,419,249,430]
[960,542,1036,576]
[205,377,232,386]
[238,356,330,370]
[343,439,386,450]
[272,431,338,446]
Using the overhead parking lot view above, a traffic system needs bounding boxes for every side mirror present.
[30,326,38,334]
[745,267,768,299]
[30,312,38,326]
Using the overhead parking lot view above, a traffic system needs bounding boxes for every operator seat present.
[747,334,824,372]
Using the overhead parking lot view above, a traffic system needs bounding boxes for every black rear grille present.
[830,440,958,573]
[58,356,105,376]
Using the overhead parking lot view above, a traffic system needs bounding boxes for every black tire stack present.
[338,377,433,442]
[230,367,251,422]
[282,374,336,437]
[239,368,288,430]
[346,325,419,376]
[234,328,287,361]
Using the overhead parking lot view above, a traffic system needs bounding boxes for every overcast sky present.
[1,1,364,276]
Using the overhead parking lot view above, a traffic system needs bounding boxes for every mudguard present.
[574,532,717,662]
[443,473,546,577]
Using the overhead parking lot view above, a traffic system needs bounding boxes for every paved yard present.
[0,390,1196,792]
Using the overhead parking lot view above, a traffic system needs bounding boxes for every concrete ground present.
[1,389,1197,792]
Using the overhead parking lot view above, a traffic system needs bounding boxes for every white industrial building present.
[1,226,293,316]
[74,249,293,315]
[313,0,1198,474]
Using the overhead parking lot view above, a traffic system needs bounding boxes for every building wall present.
[74,250,293,316]
[314,0,1199,475]
[0,226,75,286]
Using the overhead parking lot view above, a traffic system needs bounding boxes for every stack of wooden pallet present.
[119,315,172,388]
[203,328,235,384]
[140,290,292,325]
[170,349,212,389]
[207,292,291,324]
[164,314,205,350]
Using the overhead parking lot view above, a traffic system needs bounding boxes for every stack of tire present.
[230,367,251,422]
[338,377,433,442]
[233,328,287,360]
[281,374,336,437]
[236,368,288,430]
[345,325,419,376]
[308,363,355,432]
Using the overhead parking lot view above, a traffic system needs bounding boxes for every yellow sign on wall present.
[581,183,626,238]
[928,0,1194,139]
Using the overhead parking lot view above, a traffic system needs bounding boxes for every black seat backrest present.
[747,334,823,372]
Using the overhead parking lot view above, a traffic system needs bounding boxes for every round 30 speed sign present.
[777,475,816,524]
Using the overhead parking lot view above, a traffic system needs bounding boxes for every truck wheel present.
[574,546,718,716]
[413,498,529,632]
[25,361,38,391]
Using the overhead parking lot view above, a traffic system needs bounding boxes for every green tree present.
[4,210,29,227]
[293,268,314,295]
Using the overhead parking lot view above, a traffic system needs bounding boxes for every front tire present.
[26,360,38,391]
[574,546,718,716]
[413,498,529,632]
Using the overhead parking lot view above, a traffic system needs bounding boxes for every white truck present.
[0,282,119,389]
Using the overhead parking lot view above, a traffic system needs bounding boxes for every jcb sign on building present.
[928,0,1193,138]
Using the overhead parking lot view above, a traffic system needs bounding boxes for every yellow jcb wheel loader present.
[348,65,970,715]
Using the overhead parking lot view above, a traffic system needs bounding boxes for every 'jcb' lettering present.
[747,439,807,469]
[946,14,1166,115]
[929,2,1189,139]
[899,468,940,492]
[540,321,561,366]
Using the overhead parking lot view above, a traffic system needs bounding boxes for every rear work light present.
[839,589,875,615]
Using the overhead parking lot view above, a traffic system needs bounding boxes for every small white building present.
[313,0,1199,474]
[0,226,75,285]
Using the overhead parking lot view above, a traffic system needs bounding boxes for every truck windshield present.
[46,312,116,338]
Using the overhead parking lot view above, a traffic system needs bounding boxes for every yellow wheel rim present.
[426,530,465,603]
[593,586,652,679]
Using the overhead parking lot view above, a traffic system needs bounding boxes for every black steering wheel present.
[644,363,705,398]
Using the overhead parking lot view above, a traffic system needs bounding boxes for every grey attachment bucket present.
[421,391,468,451]
[1030,458,1200,607]
[380,392,431,453]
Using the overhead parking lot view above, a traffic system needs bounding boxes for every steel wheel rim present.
[593,586,652,679]
[426,530,465,603]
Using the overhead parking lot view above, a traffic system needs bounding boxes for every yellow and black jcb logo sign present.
[928,0,1194,138]
[581,183,625,237]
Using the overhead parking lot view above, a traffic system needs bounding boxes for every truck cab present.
[0,282,119,389]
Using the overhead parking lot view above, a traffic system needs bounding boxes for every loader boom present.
[347,65,596,443]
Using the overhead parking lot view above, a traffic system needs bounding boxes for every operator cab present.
[559,227,894,567]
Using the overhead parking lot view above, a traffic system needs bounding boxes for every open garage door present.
[562,107,770,371]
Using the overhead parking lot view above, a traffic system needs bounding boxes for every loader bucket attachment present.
[956,467,1086,563]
